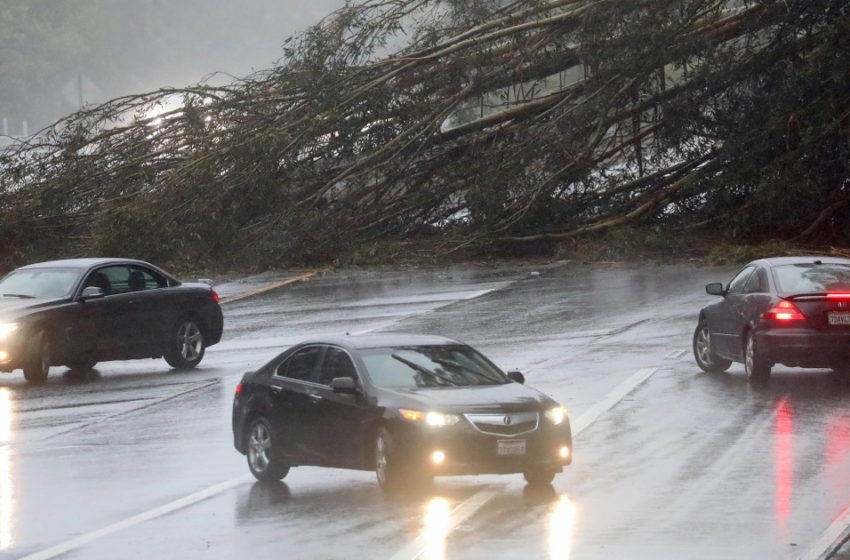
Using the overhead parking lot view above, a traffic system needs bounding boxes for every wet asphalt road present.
[2,262,850,559]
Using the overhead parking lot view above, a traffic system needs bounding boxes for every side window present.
[81,267,121,296]
[727,266,755,295]
[128,266,167,292]
[278,346,321,382]
[743,268,764,294]
[317,347,358,386]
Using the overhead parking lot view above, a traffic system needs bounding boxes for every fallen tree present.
[1,0,848,268]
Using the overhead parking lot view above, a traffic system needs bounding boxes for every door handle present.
[270,386,282,394]
[308,393,322,403]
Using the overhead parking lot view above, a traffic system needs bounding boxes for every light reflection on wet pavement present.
[2,263,850,559]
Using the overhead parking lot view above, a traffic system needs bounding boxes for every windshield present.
[0,268,83,299]
[360,345,510,388]
[772,264,850,294]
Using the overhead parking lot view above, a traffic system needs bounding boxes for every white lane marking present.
[391,367,660,559]
[571,368,658,435]
[388,489,501,560]
[664,349,687,360]
[798,504,850,560]
[19,475,252,560]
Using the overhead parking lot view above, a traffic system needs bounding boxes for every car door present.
[308,346,378,468]
[95,265,164,355]
[64,267,125,358]
[267,345,324,464]
[712,266,756,359]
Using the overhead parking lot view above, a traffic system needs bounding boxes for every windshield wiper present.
[430,358,499,385]
[391,354,460,386]
[2,293,35,299]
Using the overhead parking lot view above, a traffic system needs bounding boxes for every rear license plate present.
[829,313,850,326]
[497,439,526,456]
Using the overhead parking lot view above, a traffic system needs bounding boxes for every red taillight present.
[827,293,850,299]
[211,289,220,303]
[765,300,805,322]
[235,384,242,395]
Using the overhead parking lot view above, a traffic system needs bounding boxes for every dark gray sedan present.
[0,258,223,383]
[233,334,572,491]
[694,256,850,382]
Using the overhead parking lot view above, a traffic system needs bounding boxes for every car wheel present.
[523,467,556,486]
[23,329,52,384]
[745,331,771,384]
[164,317,205,369]
[246,417,290,482]
[375,427,404,492]
[693,321,732,373]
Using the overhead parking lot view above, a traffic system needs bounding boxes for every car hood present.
[386,383,556,413]
[0,297,63,319]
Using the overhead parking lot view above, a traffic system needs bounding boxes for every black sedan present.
[232,334,572,490]
[0,258,223,383]
[693,256,850,383]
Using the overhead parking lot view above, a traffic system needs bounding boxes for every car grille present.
[464,412,539,437]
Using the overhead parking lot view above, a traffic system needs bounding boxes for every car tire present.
[745,331,771,384]
[693,321,732,373]
[163,317,206,369]
[246,417,290,482]
[375,427,406,492]
[23,329,52,384]
[523,467,556,486]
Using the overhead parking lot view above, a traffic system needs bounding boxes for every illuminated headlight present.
[0,324,19,340]
[426,411,459,427]
[544,406,568,425]
[400,409,460,427]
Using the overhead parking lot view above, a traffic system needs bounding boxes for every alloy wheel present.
[696,327,713,367]
[177,321,203,361]
[248,422,272,473]
[375,433,389,486]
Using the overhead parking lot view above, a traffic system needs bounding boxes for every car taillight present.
[235,384,242,395]
[764,300,805,322]
[211,289,220,303]
[827,293,850,299]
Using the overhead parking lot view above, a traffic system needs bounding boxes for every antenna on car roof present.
[814,259,822,265]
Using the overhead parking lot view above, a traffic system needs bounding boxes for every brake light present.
[235,384,242,395]
[765,300,805,321]
[827,293,850,299]
[211,289,220,303]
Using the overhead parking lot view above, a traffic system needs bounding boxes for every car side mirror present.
[80,286,105,300]
[507,370,525,384]
[330,377,358,394]
[706,283,725,296]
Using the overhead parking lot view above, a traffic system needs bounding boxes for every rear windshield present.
[772,264,850,294]
[0,268,82,299]
[360,345,510,388]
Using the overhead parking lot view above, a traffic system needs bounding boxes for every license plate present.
[829,313,850,326]
[497,439,526,456]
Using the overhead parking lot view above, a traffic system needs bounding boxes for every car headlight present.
[399,409,460,427]
[0,324,19,339]
[544,406,568,425]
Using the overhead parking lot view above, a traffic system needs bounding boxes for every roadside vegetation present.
[0,0,848,273]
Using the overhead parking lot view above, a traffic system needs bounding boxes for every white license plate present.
[829,313,850,326]
[497,439,526,456]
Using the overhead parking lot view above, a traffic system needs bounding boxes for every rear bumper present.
[756,328,850,368]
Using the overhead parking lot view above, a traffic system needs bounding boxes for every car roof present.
[298,333,464,350]
[18,258,151,270]
[755,256,850,268]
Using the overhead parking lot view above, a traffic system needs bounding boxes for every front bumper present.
[393,416,573,476]
[756,328,850,368]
